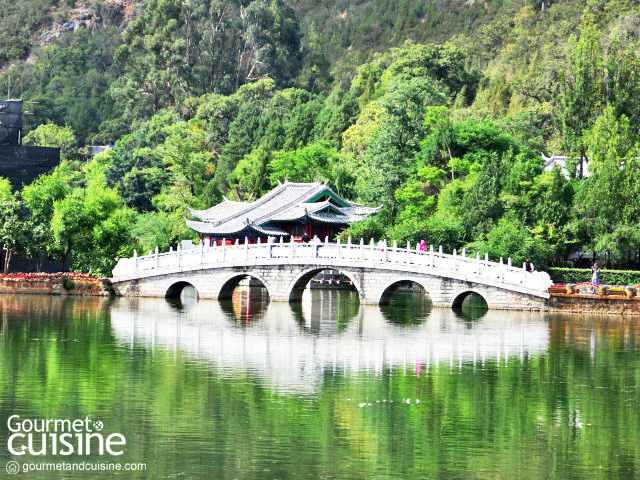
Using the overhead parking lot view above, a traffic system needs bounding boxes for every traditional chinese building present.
[186,181,381,245]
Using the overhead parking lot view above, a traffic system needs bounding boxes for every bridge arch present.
[287,268,361,302]
[217,273,271,301]
[166,281,199,299]
[378,279,432,306]
[451,290,489,309]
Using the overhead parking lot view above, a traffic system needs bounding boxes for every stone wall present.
[547,293,640,315]
[0,275,111,296]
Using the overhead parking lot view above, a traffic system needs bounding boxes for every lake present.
[0,288,638,479]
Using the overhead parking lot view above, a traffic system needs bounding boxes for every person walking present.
[591,263,600,285]
[419,240,427,253]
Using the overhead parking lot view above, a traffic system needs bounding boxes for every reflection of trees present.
[2,297,640,478]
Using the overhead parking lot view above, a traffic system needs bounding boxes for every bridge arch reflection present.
[110,296,549,394]
[452,290,489,309]
[379,279,432,306]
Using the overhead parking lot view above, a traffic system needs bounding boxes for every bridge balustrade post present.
[337,235,341,259]
[245,237,249,261]
[453,249,457,271]
[200,241,204,265]
[476,252,480,275]
[360,238,365,260]
[133,249,138,274]
[430,245,434,267]
[406,241,411,264]
[222,239,226,262]
[462,248,466,257]
[500,257,504,282]
[384,239,389,262]
[155,246,159,270]
[177,244,181,267]
[290,235,295,258]
[508,257,512,267]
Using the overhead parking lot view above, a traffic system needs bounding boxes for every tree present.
[559,20,604,177]
[356,77,448,217]
[111,0,302,123]
[0,178,23,272]
[466,215,554,268]
[268,142,344,186]
[575,106,640,266]
[23,122,77,161]
[228,147,272,201]
[50,160,136,274]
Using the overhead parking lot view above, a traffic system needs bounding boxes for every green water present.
[0,290,639,479]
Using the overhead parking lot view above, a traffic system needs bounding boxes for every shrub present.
[547,268,640,286]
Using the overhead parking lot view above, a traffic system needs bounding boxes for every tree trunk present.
[3,250,12,274]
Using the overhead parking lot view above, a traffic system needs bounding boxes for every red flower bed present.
[0,272,105,282]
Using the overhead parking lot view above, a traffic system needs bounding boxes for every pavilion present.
[186,181,381,245]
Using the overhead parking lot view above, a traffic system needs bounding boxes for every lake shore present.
[0,273,112,296]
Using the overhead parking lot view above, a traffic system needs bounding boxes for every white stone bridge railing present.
[112,237,552,295]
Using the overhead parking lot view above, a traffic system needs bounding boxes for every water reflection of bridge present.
[109,293,549,394]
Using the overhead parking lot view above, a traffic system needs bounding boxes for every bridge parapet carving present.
[111,238,552,309]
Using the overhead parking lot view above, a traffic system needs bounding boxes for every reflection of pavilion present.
[110,297,549,394]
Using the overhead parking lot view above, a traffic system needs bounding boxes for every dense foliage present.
[547,268,640,286]
[1,0,640,275]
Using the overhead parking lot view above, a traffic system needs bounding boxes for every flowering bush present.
[0,272,106,282]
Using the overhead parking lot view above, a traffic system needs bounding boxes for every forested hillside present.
[1,0,639,275]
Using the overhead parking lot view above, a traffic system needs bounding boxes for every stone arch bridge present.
[111,239,552,310]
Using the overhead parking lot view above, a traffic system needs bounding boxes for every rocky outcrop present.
[37,0,144,45]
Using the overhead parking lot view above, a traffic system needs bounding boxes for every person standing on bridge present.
[524,259,534,272]
[419,240,427,253]
[301,233,310,243]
